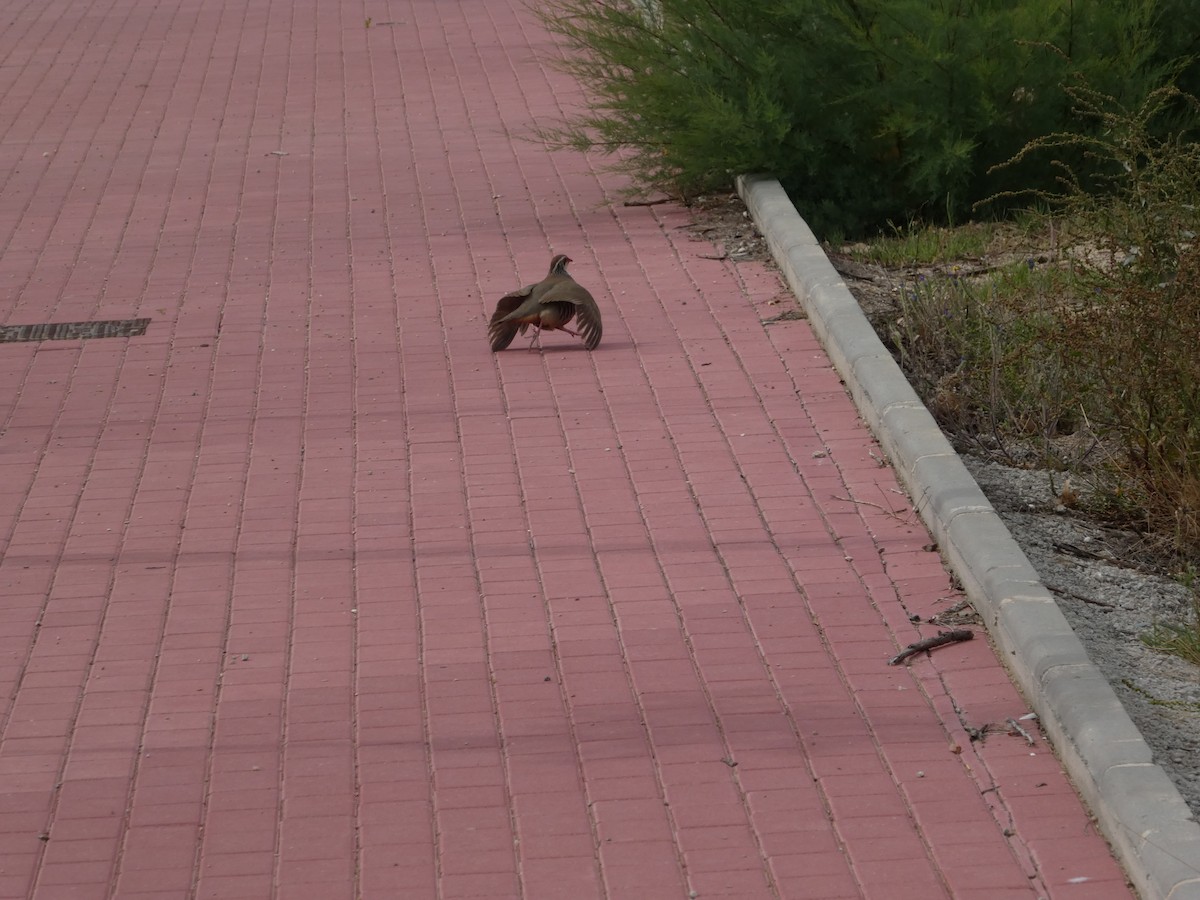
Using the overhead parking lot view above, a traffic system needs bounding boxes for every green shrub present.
[890,83,1200,554]
[1038,85,1200,550]
[537,0,1193,236]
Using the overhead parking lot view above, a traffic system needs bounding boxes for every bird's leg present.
[525,326,543,351]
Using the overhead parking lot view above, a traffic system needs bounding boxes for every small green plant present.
[1122,678,1200,709]
[1142,592,1200,667]
[1178,565,1199,591]
[848,222,994,268]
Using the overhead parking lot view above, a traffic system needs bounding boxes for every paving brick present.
[519,856,603,899]
[598,838,690,891]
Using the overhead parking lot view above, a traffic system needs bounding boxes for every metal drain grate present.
[0,318,151,343]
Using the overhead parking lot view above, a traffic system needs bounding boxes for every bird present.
[488,254,602,352]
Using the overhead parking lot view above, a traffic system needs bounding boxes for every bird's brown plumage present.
[488,254,602,352]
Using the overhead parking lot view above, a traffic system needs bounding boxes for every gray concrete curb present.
[737,174,1200,900]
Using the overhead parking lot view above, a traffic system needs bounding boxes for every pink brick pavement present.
[0,1,1131,898]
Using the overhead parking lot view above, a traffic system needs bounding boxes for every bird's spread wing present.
[540,284,602,350]
[488,288,536,351]
[572,296,602,350]
[491,292,528,319]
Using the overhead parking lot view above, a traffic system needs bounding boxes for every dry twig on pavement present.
[888,629,974,665]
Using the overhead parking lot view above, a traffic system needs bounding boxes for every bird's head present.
[548,254,573,275]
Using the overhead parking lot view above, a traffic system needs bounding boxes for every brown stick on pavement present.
[888,629,975,665]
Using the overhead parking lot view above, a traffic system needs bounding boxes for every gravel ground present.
[690,193,1200,820]
[965,455,1200,817]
